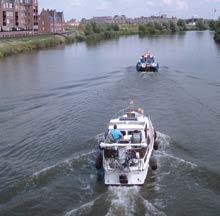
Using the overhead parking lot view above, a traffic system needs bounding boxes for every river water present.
[0,31,220,216]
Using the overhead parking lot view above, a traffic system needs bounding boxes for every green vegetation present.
[80,22,138,42]
[0,23,138,58]
[0,35,65,58]
[207,20,220,43]
[138,20,188,35]
[177,19,187,31]
[214,24,220,43]
[195,19,208,30]
[1,19,220,58]
[209,20,218,31]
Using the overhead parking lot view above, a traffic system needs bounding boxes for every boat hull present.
[136,62,159,72]
[104,166,149,186]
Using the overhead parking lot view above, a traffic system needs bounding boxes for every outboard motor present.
[119,174,128,184]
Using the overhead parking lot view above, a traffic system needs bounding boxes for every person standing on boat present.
[110,124,123,143]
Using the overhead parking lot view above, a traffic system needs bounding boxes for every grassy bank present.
[1,19,218,58]
[76,23,138,42]
[0,35,66,58]
[214,30,220,43]
[0,24,139,58]
[213,24,220,43]
[209,20,220,43]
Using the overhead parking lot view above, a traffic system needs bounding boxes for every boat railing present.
[100,142,148,148]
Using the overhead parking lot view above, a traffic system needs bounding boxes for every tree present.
[91,22,103,34]
[196,19,207,30]
[209,20,217,31]
[111,24,119,31]
[84,23,93,35]
[177,19,187,31]
[214,23,220,43]
[162,21,170,31]
[138,24,147,34]
[154,22,163,31]
[169,20,179,33]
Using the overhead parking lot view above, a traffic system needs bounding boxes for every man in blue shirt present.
[110,124,123,143]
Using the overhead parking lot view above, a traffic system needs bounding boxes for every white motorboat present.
[96,106,159,186]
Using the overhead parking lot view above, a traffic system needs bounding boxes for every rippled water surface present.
[0,31,220,215]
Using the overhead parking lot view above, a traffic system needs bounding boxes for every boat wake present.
[64,194,103,216]
[32,149,97,178]
[155,131,197,169]
[156,131,170,152]
[106,186,167,216]
[157,152,197,169]
[63,131,199,216]
[0,149,98,204]
[106,186,140,216]
[139,196,167,216]
[64,186,167,216]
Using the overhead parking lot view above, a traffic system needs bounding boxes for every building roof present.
[0,0,36,5]
[41,9,63,19]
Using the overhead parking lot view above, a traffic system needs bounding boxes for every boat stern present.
[104,168,149,186]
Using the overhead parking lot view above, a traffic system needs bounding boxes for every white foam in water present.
[156,131,170,152]
[32,164,57,177]
[139,196,167,216]
[155,131,197,169]
[33,133,102,178]
[104,186,167,216]
[32,149,97,177]
[139,72,155,79]
[64,198,96,216]
[158,153,197,169]
[64,193,106,216]
[105,186,140,216]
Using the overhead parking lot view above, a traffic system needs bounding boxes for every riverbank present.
[0,23,181,58]
[0,20,215,58]
[0,35,66,58]
[214,29,220,43]
[0,27,138,58]
[214,33,220,43]
[209,21,220,43]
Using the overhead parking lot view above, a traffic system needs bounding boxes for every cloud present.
[70,0,86,7]
[162,0,188,9]
[39,0,218,20]
[176,0,188,9]
[204,0,220,2]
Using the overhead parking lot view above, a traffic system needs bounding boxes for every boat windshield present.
[105,129,144,144]
[111,106,146,120]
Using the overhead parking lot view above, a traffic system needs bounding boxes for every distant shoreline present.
[214,31,220,43]
[0,22,217,59]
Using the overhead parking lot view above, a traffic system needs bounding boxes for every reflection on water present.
[0,31,220,216]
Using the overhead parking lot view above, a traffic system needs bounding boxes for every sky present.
[39,0,220,21]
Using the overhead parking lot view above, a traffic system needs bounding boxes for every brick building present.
[0,2,3,30]
[39,9,65,33]
[0,0,38,31]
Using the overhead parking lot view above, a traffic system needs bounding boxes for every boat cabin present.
[105,111,151,145]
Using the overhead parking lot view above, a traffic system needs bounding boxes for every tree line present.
[209,20,220,43]
[81,19,219,36]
